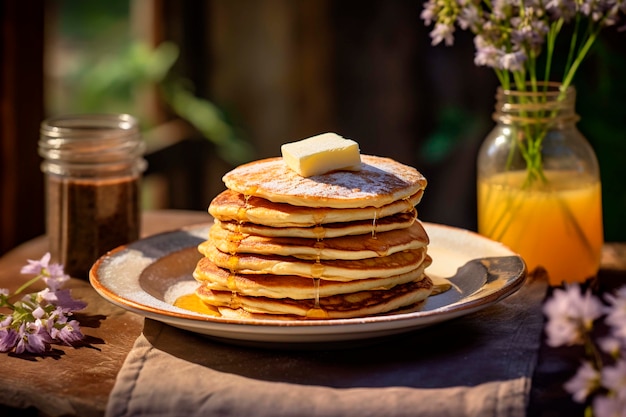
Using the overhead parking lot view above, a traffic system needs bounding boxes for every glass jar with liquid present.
[477,83,604,285]
[39,114,147,279]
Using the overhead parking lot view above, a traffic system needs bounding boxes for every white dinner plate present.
[90,222,526,346]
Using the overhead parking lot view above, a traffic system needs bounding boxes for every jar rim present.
[40,113,139,137]
[39,113,145,164]
[498,81,574,97]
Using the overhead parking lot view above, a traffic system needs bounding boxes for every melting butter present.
[281,132,361,177]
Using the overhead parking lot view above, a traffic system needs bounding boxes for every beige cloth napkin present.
[106,275,547,417]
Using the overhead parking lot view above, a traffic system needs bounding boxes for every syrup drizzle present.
[311,250,324,308]
[306,222,327,317]
[403,197,418,225]
[230,190,334,318]
[371,207,382,239]
[227,192,252,307]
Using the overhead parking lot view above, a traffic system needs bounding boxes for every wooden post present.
[0,0,45,254]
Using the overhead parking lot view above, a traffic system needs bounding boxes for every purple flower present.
[458,4,481,31]
[15,321,51,354]
[545,0,578,21]
[474,36,503,68]
[420,0,626,92]
[38,288,87,312]
[43,264,70,291]
[541,282,626,410]
[601,359,626,401]
[564,360,601,403]
[500,50,527,71]
[0,327,18,353]
[605,286,626,341]
[51,320,84,345]
[593,395,626,417]
[543,284,605,347]
[2,255,87,355]
[598,336,623,358]
[510,12,549,55]
[32,306,46,320]
[0,316,11,327]
[420,1,438,26]
[430,22,456,46]
[20,252,52,275]
[0,316,18,353]
[20,252,69,291]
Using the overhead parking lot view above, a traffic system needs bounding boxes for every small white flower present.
[564,361,601,403]
[544,316,581,346]
[598,336,623,358]
[593,394,626,417]
[602,359,626,401]
[430,22,456,46]
[543,285,604,347]
[473,36,503,68]
[605,287,626,340]
[500,50,527,71]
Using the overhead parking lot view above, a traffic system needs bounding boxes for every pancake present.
[214,300,427,321]
[209,221,428,261]
[209,189,423,228]
[189,145,436,321]
[215,211,417,239]
[196,276,433,319]
[198,240,428,281]
[193,255,432,299]
[221,155,427,209]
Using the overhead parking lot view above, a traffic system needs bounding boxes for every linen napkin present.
[106,274,547,417]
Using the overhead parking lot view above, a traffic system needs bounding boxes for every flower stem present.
[562,28,600,91]
[544,18,563,83]
[13,274,43,297]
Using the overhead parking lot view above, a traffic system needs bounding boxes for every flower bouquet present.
[421,0,624,284]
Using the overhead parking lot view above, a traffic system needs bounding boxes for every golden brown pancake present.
[189,148,435,321]
[209,189,423,228]
[214,211,417,239]
[193,255,432,299]
[209,221,429,260]
[196,276,433,319]
[213,299,428,320]
[198,240,428,281]
[221,155,427,209]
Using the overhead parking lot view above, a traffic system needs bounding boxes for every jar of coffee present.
[39,114,147,279]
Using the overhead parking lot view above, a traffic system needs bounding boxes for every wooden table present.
[0,209,625,417]
[0,210,211,417]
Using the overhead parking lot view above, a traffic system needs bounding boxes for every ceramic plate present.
[90,223,526,346]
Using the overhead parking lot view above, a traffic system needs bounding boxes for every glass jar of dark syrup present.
[39,114,147,279]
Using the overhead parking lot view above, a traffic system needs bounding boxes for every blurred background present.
[2,0,625,256]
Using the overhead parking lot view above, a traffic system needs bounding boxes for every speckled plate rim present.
[89,222,527,343]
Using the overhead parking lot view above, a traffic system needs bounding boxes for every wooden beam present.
[0,0,45,254]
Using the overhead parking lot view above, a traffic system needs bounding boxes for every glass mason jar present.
[477,83,604,285]
[39,114,147,279]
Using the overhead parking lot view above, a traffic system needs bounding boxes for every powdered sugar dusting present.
[223,155,427,208]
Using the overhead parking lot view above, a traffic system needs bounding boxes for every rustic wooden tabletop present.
[0,209,624,417]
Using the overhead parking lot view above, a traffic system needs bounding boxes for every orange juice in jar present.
[478,170,603,285]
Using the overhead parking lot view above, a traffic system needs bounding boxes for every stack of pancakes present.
[192,155,432,320]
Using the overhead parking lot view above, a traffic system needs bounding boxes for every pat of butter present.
[281,133,361,177]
